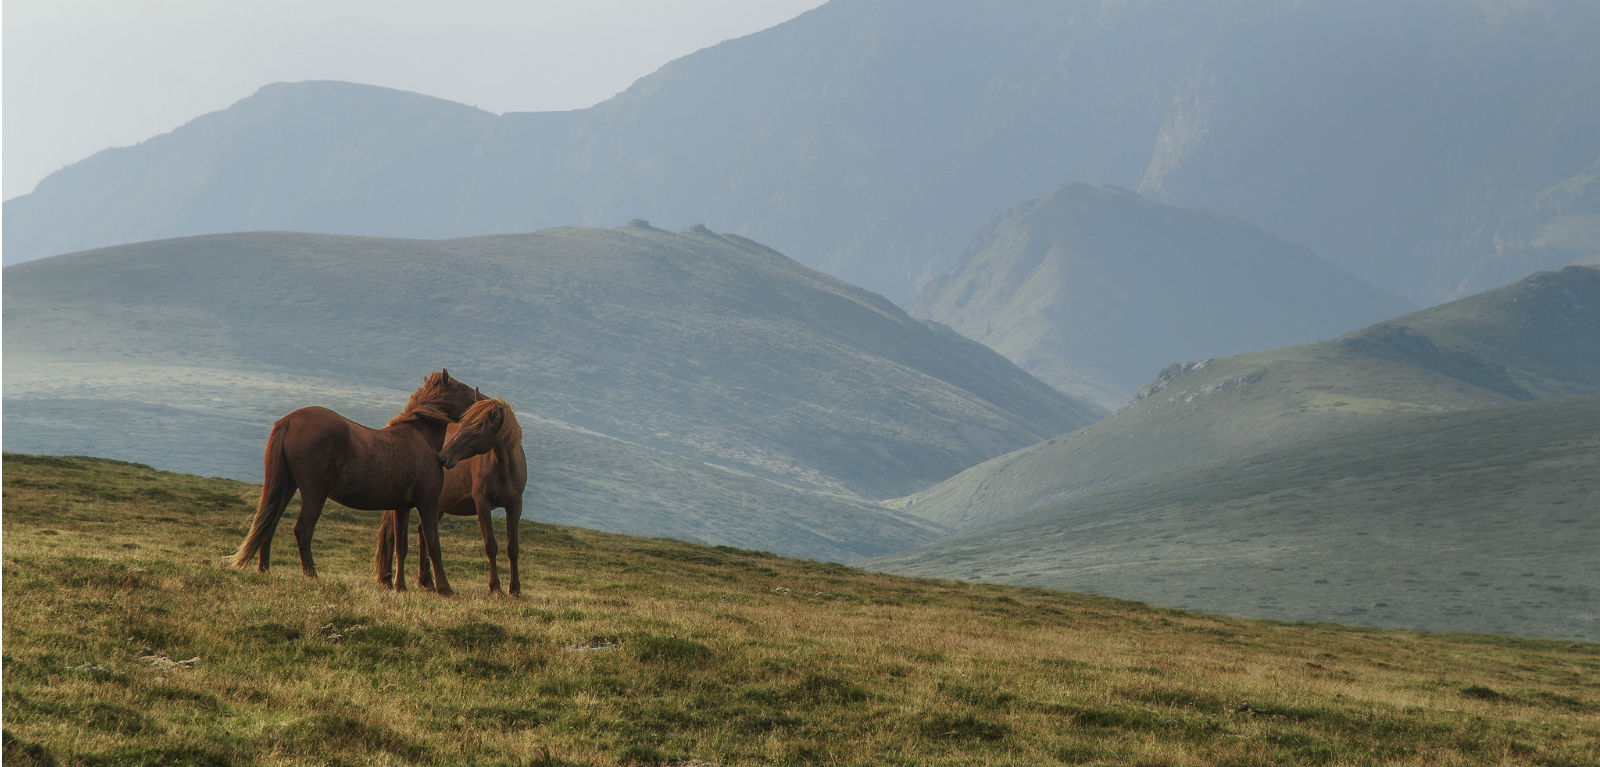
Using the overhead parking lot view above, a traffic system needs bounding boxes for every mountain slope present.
[870,393,1600,640]
[7,1,1598,306]
[911,183,1412,408]
[2,226,1100,560]
[894,265,1600,532]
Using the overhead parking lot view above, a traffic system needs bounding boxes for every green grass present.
[5,453,1599,765]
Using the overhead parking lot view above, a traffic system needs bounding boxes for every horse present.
[230,369,478,595]
[375,397,528,595]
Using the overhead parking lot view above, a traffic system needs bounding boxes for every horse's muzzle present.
[439,453,456,469]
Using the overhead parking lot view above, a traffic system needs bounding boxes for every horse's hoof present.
[437,586,454,597]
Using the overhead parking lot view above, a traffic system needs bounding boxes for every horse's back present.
[276,406,428,506]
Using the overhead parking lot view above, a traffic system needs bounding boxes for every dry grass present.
[4,453,1597,766]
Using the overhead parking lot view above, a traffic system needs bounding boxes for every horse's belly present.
[332,483,421,511]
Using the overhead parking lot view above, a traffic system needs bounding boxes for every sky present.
[1,0,826,200]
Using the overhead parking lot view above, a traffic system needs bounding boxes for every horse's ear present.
[441,369,451,382]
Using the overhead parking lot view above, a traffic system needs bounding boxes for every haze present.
[1,0,824,200]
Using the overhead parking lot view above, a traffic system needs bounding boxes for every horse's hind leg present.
[474,497,502,595]
[392,507,412,592]
[505,497,524,597]
[376,510,398,590]
[414,518,435,591]
[291,490,328,579]
[418,502,454,596]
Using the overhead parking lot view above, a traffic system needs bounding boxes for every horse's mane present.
[458,397,522,449]
[388,370,464,426]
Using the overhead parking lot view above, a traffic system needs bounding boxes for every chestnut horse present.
[230,370,478,595]
[375,397,528,595]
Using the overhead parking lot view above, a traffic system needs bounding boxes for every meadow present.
[4,453,1597,766]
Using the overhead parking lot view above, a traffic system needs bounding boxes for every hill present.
[6,1,1598,306]
[4,454,1597,766]
[2,227,1101,561]
[870,394,1600,641]
[892,265,1600,533]
[911,183,1412,408]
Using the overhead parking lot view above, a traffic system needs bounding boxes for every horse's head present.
[389,369,480,427]
[436,369,480,420]
[420,369,478,419]
[440,397,515,468]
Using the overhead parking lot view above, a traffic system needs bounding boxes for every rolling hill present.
[911,183,1412,408]
[890,264,1600,533]
[2,225,1102,561]
[6,1,1598,306]
[869,393,1600,641]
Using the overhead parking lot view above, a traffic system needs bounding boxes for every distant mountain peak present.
[914,183,1411,408]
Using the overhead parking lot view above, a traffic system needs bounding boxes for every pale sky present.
[1,0,826,200]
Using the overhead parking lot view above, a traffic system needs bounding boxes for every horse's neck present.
[479,431,525,485]
[481,438,517,471]
[392,416,451,450]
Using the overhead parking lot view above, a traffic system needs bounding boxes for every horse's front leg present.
[473,496,502,595]
[418,500,453,597]
[504,496,524,597]
[375,510,397,589]
[292,491,328,579]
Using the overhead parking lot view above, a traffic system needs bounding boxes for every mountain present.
[869,265,1600,637]
[891,265,1600,532]
[869,393,1600,640]
[2,226,1102,561]
[910,183,1413,408]
[6,1,1598,306]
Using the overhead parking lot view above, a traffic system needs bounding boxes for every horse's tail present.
[231,418,296,569]
[374,510,397,583]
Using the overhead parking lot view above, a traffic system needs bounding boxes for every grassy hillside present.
[871,394,1600,641]
[911,183,1412,408]
[896,265,1600,532]
[3,226,1099,561]
[5,455,1598,766]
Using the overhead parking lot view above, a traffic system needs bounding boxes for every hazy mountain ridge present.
[911,183,1413,408]
[6,1,1597,307]
[3,226,1100,560]
[893,264,1600,532]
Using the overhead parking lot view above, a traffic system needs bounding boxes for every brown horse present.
[230,370,478,595]
[375,397,528,595]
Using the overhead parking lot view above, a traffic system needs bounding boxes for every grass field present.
[4,454,1598,766]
